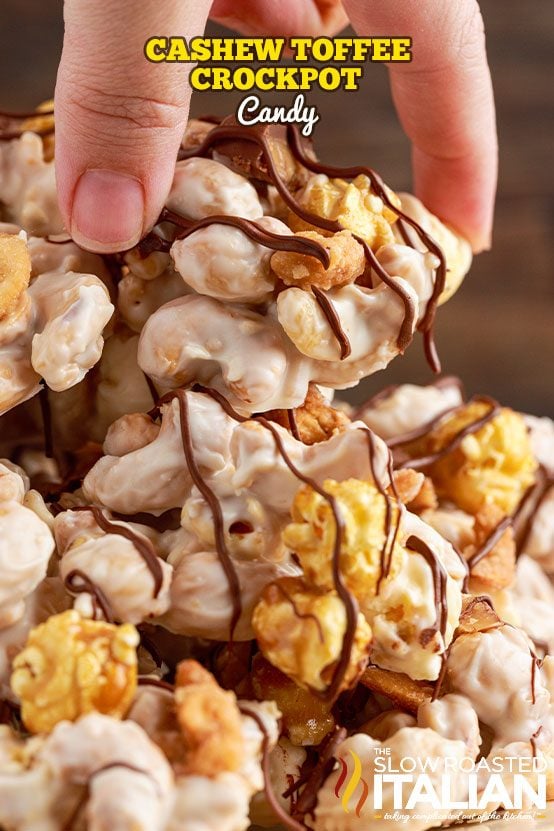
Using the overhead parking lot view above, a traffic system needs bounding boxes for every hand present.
[55,0,497,254]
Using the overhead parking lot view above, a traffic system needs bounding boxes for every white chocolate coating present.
[0,501,54,628]
[0,133,63,235]
[55,510,172,625]
[159,547,299,641]
[138,294,312,414]
[84,393,235,515]
[171,216,288,304]
[167,157,263,221]
[362,509,464,681]
[356,380,463,442]
[118,266,189,333]
[447,624,550,744]
[39,714,174,831]
[29,270,114,391]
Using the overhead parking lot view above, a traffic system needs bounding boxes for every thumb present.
[55,0,211,253]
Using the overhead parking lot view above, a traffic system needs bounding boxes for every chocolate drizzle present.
[406,535,449,643]
[70,506,164,597]
[171,389,243,640]
[393,396,501,470]
[287,409,301,441]
[238,704,307,831]
[0,107,54,140]
[177,121,445,369]
[172,385,358,701]
[255,416,358,702]
[143,208,330,267]
[512,465,554,557]
[282,725,347,822]
[64,569,115,623]
[269,581,325,643]
[363,429,403,592]
[465,515,513,580]
[311,287,351,359]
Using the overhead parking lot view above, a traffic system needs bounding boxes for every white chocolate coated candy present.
[55,510,173,625]
[356,380,463,442]
[0,501,53,628]
[138,294,312,414]
[171,216,288,304]
[0,133,63,236]
[167,157,262,221]
[29,270,114,391]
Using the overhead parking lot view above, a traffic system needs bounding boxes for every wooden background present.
[1,0,552,415]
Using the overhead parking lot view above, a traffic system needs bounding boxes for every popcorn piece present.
[20,99,55,143]
[103,412,160,457]
[89,329,157,441]
[270,229,365,291]
[276,279,418,370]
[167,157,263,221]
[283,479,465,680]
[171,215,287,304]
[424,401,538,514]
[0,501,53,628]
[118,265,188,333]
[124,247,171,281]
[252,576,372,693]
[520,481,554,574]
[0,459,27,503]
[283,478,399,596]
[464,503,516,591]
[0,577,70,702]
[509,555,554,655]
[0,234,30,319]
[360,710,417,741]
[0,339,41,417]
[167,774,254,831]
[250,654,335,745]
[417,693,481,758]
[290,172,400,249]
[84,391,238,515]
[26,234,112,283]
[249,738,307,827]
[11,610,139,733]
[174,660,244,777]
[391,468,427,506]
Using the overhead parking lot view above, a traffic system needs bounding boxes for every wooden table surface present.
[1,0,552,415]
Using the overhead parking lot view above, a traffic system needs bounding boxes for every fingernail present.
[70,169,145,253]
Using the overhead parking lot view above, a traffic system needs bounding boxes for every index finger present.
[343,0,498,252]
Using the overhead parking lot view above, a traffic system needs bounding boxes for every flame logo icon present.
[334,751,369,817]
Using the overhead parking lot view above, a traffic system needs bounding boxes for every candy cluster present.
[0,106,552,830]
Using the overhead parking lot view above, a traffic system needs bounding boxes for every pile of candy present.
[0,106,552,831]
